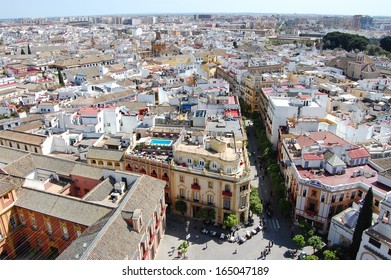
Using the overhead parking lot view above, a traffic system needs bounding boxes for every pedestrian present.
[205,242,208,249]
[271,240,274,247]
[268,240,271,247]
[234,248,238,254]
[260,251,264,259]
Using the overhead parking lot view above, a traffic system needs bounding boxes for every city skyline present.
[1,0,391,19]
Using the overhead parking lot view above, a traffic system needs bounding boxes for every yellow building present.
[86,148,125,170]
[122,125,252,225]
[170,130,252,224]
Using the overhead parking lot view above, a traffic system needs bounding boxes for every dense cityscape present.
[0,11,391,262]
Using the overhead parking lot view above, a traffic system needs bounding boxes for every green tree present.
[305,255,319,260]
[323,31,369,51]
[278,198,292,218]
[307,235,323,254]
[58,69,65,86]
[223,213,239,228]
[175,200,187,215]
[27,44,31,55]
[351,187,373,259]
[195,208,216,221]
[292,234,306,253]
[298,219,315,239]
[21,48,25,55]
[323,249,339,260]
[249,187,263,216]
[178,241,189,258]
[380,36,391,52]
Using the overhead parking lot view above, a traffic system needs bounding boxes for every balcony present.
[222,190,232,197]
[191,183,201,190]
[304,209,316,217]
[162,176,169,182]
[150,173,157,178]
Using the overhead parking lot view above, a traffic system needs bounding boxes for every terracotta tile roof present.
[303,153,324,160]
[86,148,125,162]
[57,175,165,260]
[347,147,371,159]
[0,130,47,146]
[15,188,113,226]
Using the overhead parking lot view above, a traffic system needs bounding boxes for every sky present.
[1,0,391,19]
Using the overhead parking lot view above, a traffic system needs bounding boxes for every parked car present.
[238,236,247,244]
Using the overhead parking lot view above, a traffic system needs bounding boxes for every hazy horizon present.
[1,0,391,20]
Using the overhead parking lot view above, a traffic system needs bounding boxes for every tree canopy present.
[380,36,391,52]
[249,187,263,216]
[175,200,187,215]
[351,187,373,259]
[223,213,239,228]
[323,31,369,52]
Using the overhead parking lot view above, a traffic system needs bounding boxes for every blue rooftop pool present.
[149,138,173,146]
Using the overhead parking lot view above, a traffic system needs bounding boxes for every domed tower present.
[151,31,166,57]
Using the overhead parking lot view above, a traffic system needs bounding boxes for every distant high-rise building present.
[194,14,213,20]
[361,16,373,30]
[352,15,362,30]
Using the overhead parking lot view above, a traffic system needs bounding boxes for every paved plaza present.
[156,119,311,260]
[156,212,300,260]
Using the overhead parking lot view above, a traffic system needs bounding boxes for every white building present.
[357,192,391,260]
[266,94,326,148]
[37,102,60,114]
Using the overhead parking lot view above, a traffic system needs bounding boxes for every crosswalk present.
[263,218,280,230]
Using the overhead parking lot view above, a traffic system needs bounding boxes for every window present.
[3,193,10,202]
[208,181,213,188]
[311,190,317,197]
[179,188,185,199]
[350,192,356,200]
[224,185,231,192]
[193,178,198,184]
[31,216,37,230]
[75,187,81,196]
[187,158,192,164]
[179,175,184,182]
[339,193,344,202]
[199,160,205,166]
[358,190,363,198]
[207,194,213,205]
[46,221,52,235]
[226,166,232,173]
[62,226,69,240]
[193,191,199,202]
[10,215,17,230]
[321,193,325,203]
[223,199,231,210]
[375,200,379,207]
[331,195,336,203]
[368,237,381,249]
[211,162,217,169]
[19,213,25,226]
[240,196,246,208]
[302,189,307,197]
